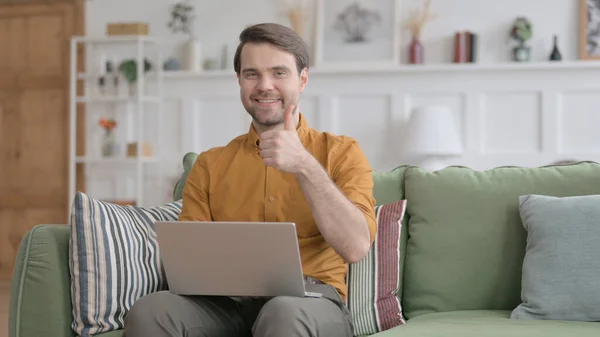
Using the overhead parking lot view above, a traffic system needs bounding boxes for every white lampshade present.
[404,105,463,156]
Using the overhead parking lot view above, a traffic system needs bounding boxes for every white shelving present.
[68,35,164,211]
[149,59,600,79]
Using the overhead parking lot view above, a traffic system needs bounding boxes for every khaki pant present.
[123,284,353,337]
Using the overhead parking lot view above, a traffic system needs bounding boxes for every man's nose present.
[256,76,274,91]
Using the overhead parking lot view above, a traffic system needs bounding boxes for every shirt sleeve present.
[178,152,213,221]
[330,138,378,245]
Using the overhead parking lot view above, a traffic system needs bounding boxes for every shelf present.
[75,156,157,164]
[306,60,600,74]
[69,35,164,210]
[151,60,600,79]
[75,96,161,104]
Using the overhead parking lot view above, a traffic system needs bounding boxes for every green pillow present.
[401,162,600,319]
[172,152,198,201]
[511,194,600,322]
[372,165,410,301]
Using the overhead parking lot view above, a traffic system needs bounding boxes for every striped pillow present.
[69,192,182,336]
[347,199,407,335]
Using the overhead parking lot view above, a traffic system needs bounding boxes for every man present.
[124,23,377,337]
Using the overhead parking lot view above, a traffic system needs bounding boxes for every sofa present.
[8,156,600,337]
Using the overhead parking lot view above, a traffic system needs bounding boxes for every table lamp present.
[404,105,463,171]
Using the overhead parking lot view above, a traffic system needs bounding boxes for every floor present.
[0,282,8,337]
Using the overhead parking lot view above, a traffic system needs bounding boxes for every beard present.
[243,93,298,127]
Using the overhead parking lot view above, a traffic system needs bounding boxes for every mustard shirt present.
[179,113,377,301]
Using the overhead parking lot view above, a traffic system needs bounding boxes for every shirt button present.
[269,196,275,202]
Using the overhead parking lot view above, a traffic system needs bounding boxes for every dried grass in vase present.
[405,0,436,39]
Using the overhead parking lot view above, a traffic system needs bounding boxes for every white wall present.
[86,0,581,64]
[80,0,600,206]
[80,62,600,207]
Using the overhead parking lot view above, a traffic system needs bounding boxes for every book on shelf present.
[454,31,478,63]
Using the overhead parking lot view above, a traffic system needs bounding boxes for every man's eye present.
[276,71,286,76]
[245,72,257,78]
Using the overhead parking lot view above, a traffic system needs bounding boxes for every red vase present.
[409,36,424,64]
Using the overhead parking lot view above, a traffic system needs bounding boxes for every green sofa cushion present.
[511,194,600,322]
[372,166,408,205]
[172,152,199,201]
[9,225,75,337]
[401,162,600,319]
[372,166,409,301]
[369,310,600,336]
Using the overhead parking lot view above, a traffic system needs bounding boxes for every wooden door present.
[0,0,84,281]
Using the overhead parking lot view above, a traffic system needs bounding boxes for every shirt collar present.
[246,112,310,149]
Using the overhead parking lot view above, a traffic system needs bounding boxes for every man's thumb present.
[284,105,296,131]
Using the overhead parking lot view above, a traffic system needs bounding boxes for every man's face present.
[237,42,308,129]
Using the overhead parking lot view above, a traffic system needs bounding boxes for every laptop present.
[155,221,323,298]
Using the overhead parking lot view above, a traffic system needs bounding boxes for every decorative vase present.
[549,35,562,61]
[101,129,117,157]
[184,37,202,72]
[513,44,531,62]
[409,36,424,64]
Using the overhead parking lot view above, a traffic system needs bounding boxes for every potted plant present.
[167,0,201,72]
[510,17,533,62]
[118,58,152,96]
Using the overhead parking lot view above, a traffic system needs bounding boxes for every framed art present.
[313,0,401,67]
[579,0,600,60]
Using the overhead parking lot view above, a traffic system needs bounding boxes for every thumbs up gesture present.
[259,104,308,173]
[283,102,296,132]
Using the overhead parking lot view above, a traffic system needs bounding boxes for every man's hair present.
[233,23,310,75]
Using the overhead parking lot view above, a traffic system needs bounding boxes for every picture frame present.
[313,0,401,68]
[579,0,600,60]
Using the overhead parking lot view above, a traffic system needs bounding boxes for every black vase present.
[549,35,562,61]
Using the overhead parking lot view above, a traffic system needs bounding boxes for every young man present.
[124,23,377,337]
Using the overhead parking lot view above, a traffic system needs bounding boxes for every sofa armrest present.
[9,224,75,337]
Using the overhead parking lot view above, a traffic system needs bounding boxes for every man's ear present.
[299,67,308,92]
